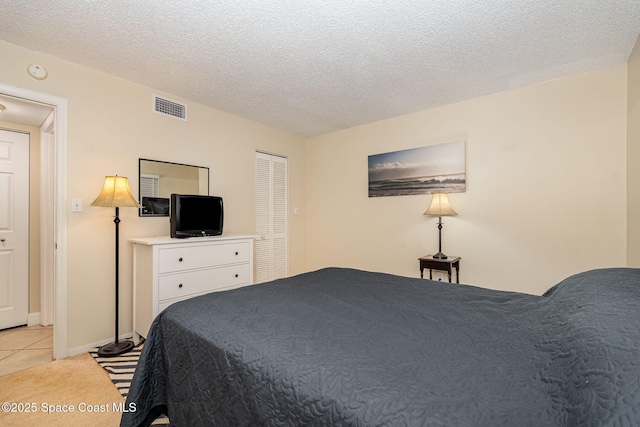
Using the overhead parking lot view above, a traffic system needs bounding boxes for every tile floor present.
[0,325,53,377]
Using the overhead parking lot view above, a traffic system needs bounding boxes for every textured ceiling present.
[1,1,639,137]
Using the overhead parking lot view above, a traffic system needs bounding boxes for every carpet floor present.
[0,352,124,426]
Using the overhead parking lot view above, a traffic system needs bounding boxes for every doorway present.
[0,84,68,361]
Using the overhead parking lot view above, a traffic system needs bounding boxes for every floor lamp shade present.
[91,176,142,208]
[424,193,457,260]
[91,176,141,357]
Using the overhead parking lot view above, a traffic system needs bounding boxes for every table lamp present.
[424,193,457,259]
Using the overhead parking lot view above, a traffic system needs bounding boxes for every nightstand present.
[418,255,461,283]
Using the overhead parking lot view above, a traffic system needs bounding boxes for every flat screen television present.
[170,194,223,238]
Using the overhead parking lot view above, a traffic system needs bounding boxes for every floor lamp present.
[91,175,142,357]
[424,193,457,259]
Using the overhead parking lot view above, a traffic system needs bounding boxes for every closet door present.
[255,152,288,284]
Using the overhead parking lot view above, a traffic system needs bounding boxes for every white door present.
[255,152,288,283]
[0,129,29,330]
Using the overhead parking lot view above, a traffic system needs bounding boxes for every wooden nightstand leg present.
[429,270,433,280]
[448,269,452,283]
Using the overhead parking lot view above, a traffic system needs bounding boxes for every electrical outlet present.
[437,272,444,281]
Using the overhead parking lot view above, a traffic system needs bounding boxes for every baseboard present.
[67,332,134,357]
[27,312,41,326]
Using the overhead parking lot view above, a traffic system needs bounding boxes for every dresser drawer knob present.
[235,252,239,256]
[235,274,239,278]
[178,257,183,262]
[178,283,183,288]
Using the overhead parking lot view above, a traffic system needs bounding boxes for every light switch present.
[71,198,82,212]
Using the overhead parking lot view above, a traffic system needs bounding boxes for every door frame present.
[40,112,55,326]
[0,83,68,360]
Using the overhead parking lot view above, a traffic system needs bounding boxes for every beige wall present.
[0,36,634,353]
[306,64,628,295]
[0,120,41,315]
[628,34,640,267]
[0,40,307,351]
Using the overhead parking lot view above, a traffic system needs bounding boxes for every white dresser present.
[130,234,255,340]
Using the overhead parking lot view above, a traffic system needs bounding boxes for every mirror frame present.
[138,158,210,217]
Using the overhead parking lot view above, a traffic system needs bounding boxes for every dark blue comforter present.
[120,267,640,426]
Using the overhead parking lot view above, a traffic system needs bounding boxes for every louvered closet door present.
[255,152,288,284]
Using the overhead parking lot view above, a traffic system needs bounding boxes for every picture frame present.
[368,140,466,197]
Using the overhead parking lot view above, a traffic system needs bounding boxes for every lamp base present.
[97,340,135,357]
[432,252,448,260]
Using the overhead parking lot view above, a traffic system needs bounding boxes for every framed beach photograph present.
[368,140,466,197]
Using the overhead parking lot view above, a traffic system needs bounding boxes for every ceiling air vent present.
[153,95,187,121]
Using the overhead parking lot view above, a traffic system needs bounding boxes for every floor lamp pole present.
[97,206,134,357]
[114,207,120,346]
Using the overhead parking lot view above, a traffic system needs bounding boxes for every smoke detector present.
[26,64,48,80]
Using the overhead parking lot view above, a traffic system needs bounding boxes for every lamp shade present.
[91,176,142,208]
[424,193,457,217]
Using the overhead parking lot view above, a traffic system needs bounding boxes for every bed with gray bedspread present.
[120,267,640,426]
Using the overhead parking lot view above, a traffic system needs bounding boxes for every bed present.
[120,267,640,426]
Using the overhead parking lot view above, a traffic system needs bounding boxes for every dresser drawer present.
[158,241,250,273]
[158,263,251,301]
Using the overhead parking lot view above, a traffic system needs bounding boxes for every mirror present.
[138,159,209,217]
